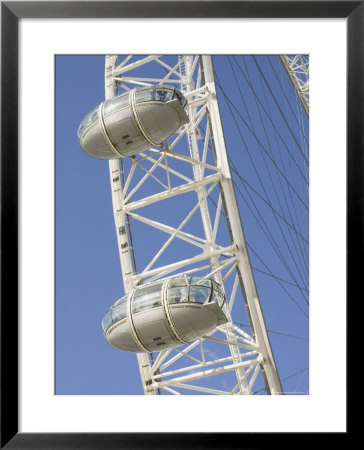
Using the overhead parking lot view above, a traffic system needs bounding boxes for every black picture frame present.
[1,1,358,448]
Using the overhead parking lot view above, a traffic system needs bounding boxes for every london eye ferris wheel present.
[57,54,309,396]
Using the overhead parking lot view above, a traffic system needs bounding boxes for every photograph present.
[55,54,309,396]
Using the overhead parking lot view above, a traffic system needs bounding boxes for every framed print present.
[1,1,359,448]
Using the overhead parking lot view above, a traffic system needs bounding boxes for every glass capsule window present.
[104,93,129,115]
[77,105,100,139]
[212,281,225,300]
[135,87,155,103]
[168,286,189,304]
[210,290,224,308]
[112,294,128,307]
[189,286,211,304]
[102,294,129,334]
[132,281,164,314]
[174,89,188,109]
[134,85,175,104]
[190,277,211,287]
[169,276,189,287]
[154,86,174,102]
[102,310,113,334]
[112,298,128,323]
[134,85,187,108]
[167,277,226,307]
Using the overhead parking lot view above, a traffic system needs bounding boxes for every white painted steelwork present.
[280,55,309,116]
[104,55,283,395]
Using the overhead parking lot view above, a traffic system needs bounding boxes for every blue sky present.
[55,55,309,395]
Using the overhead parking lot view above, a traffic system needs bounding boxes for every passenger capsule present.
[77,85,189,159]
[102,276,228,353]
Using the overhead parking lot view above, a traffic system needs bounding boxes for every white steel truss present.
[279,55,309,116]
[105,54,283,395]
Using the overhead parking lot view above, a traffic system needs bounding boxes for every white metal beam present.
[105,55,156,395]
[201,55,283,395]
[279,54,309,116]
[104,54,284,396]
